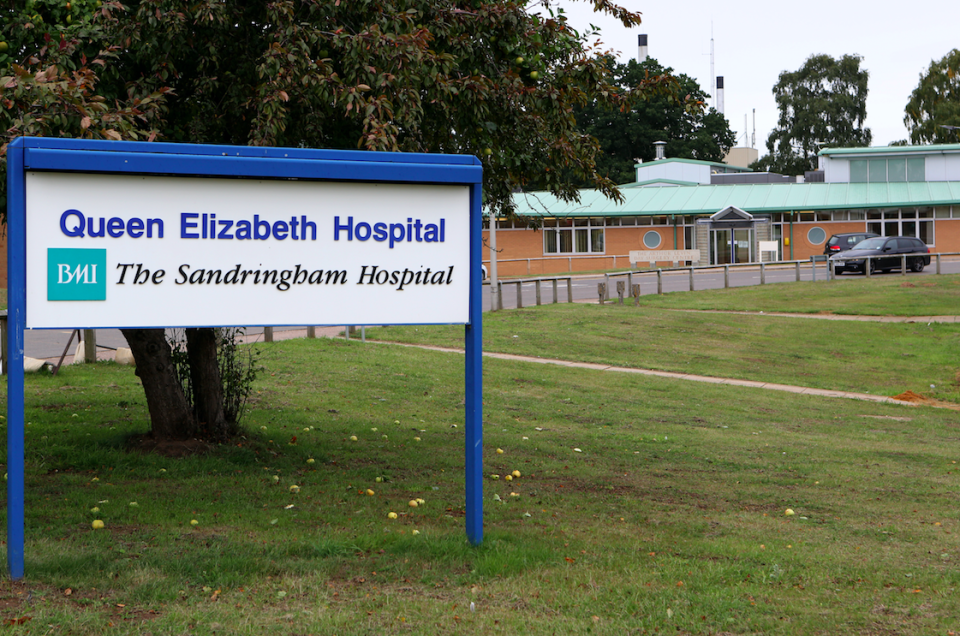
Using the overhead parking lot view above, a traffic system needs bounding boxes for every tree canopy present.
[757,53,871,175]
[575,57,735,185]
[2,0,680,222]
[1,0,679,440]
[904,49,960,145]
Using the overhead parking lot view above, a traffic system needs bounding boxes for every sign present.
[6,138,485,580]
[27,173,470,328]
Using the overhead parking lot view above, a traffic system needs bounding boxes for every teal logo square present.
[47,248,107,301]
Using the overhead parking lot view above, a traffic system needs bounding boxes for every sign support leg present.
[6,140,26,580]
[464,184,483,546]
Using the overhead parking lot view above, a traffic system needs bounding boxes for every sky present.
[550,0,958,156]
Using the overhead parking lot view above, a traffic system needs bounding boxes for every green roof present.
[819,143,960,157]
[513,181,960,218]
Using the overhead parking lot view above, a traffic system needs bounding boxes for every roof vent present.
[653,141,667,161]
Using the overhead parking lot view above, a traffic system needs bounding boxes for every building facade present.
[486,143,960,277]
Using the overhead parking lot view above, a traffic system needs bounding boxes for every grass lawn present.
[366,301,960,405]
[1,336,960,634]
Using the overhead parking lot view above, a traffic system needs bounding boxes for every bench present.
[629,250,701,267]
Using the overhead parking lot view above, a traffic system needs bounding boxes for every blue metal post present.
[6,138,27,579]
[464,182,483,545]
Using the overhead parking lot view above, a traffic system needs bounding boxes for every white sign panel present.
[25,172,470,328]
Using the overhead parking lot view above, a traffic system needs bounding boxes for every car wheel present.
[910,258,924,273]
[867,259,879,275]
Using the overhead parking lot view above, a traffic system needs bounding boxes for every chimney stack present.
[637,34,648,63]
[716,76,725,115]
[653,141,666,161]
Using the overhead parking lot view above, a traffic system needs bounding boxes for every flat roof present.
[513,181,960,217]
[819,143,960,157]
[633,157,753,172]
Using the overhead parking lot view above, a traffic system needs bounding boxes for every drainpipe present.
[672,215,677,248]
[789,213,794,260]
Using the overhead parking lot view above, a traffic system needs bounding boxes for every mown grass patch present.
[1,338,959,634]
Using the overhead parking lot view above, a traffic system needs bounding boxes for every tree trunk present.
[185,328,233,440]
[121,328,196,439]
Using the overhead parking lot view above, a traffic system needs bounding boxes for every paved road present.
[482,256,960,311]
[20,256,960,361]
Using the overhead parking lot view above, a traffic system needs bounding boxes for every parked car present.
[823,232,879,259]
[829,236,930,275]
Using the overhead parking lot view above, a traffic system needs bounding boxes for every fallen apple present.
[409,499,419,507]
[91,520,104,530]
[366,489,375,496]
[190,519,199,526]
[388,512,398,519]
[512,470,521,478]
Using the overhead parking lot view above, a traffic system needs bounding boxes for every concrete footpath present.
[39,317,958,410]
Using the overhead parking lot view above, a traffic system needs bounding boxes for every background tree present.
[2,0,680,441]
[759,53,871,175]
[904,49,960,144]
[576,57,735,184]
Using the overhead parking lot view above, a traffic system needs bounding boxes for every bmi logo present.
[47,248,107,301]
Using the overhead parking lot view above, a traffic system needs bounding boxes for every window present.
[888,158,906,182]
[850,160,868,183]
[907,157,925,182]
[807,227,826,245]
[543,217,605,254]
[643,231,662,249]
[850,157,925,183]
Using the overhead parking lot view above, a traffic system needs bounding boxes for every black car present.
[830,236,931,275]
[823,232,879,258]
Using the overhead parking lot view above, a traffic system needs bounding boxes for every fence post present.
[688,267,695,292]
[632,284,641,306]
[597,283,606,304]
[811,259,816,282]
[901,254,907,276]
[516,281,523,309]
[307,326,316,338]
[535,280,542,306]
[616,281,625,305]
[264,326,274,342]
[497,281,504,310]
[526,259,531,276]
[795,261,800,282]
[566,277,573,303]
[936,254,941,275]
[627,271,633,291]
[552,278,558,304]
[603,274,610,301]
[760,263,766,285]
[865,257,872,278]
[657,269,663,295]
[724,265,730,288]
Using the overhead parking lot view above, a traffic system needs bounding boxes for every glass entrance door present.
[710,228,754,264]
[711,229,733,264]
[734,229,753,263]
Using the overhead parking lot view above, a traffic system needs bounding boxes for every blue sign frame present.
[5,137,485,579]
